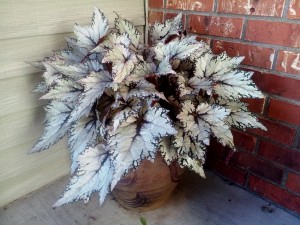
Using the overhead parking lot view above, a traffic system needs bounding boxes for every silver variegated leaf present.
[67,71,112,125]
[150,13,183,44]
[102,36,138,83]
[125,61,155,84]
[154,39,200,61]
[112,99,143,132]
[53,144,113,206]
[73,8,109,50]
[159,137,178,164]
[115,14,141,48]
[109,107,177,188]
[177,73,193,97]
[178,154,206,178]
[33,81,48,94]
[40,78,82,102]
[42,62,63,87]
[177,100,211,145]
[69,117,101,173]
[29,101,72,153]
[156,56,176,75]
[196,103,234,148]
[126,80,167,101]
[214,70,264,100]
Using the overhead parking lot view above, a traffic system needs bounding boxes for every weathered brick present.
[166,0,214,11]
[259,141,300,171]
[232,129,257,152]
[212,40,274,69]
[149,0,164,8]
[245,20,300,48]
[196,36,211,46]
[206,158,247,186]
[249,175,300,214]
[148,11,163,25]
[288,0,300,19]
[276,51,300,76]
[286,172,300,194]
[230,151,283,184]
[268,99,300,126]
[189,15,243,38]
[249,117,296,146]
[241,98,265,114]
[218,0,285,17]
[252,72,300,101]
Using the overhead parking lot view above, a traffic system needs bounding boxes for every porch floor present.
[1,171,299,225]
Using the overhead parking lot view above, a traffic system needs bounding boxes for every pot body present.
[112,153,183,211]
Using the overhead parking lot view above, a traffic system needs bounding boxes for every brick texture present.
[148,11,163,25]
[189,15,243,38]
[166,0,214,12]
[149,0,300,215]
[252,72,300,101]
[288,0,300,19]
[286,172,300,194]
[245,20,300,47]
[230,151,283,184]
[276,51,300,76]
[250,117,296,146]
[218,0,285,17]
[258,141,300,172]
[268,99,300,126]
[212,40,274,69]
[149,0,164,8]
[249,175,300,214]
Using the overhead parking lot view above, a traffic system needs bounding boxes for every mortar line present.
[213,0,218,12]
[282,0,292,18]
[271,49,279,71]
[149,8,300,24]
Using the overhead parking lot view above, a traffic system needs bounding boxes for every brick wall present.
[148,0,300,215]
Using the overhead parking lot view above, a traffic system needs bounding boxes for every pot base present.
[112,154,183,211]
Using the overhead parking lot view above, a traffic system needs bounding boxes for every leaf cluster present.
[30,8,266,207]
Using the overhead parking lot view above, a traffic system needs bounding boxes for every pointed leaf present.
[69,117,101,173]
[109,107,177,188]
[115,14,141,48]
[67,71,112,124]
[29,101,72,153]
[73,8,109,50]
[53,144,113,206]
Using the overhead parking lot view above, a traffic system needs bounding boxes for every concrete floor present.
[1,171,299,225]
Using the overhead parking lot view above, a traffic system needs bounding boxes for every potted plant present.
[30,8,266,209]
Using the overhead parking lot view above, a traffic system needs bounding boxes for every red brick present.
[206,158,247,186]
[249,175,300,214]
[230,151,283,184]
[217,0,285,17]
[252,72,300,101]
[286,172,300,194]
[245,20,300,48]
[166,0,214,11]
[212,40,274,69]
[149,0,164,8]
[232,129,257,152]
[268,99,300,126]
[165,12,186,29]
[258,141,300,171]
[196,36,211,46]
[148,11,163,25]
[241,98,265,114]
[249,117,296,146]
[276,51,300,76]
[189,15,243,38]
[288,0,300,19]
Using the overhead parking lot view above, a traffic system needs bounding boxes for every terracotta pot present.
[112,153,184,211]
